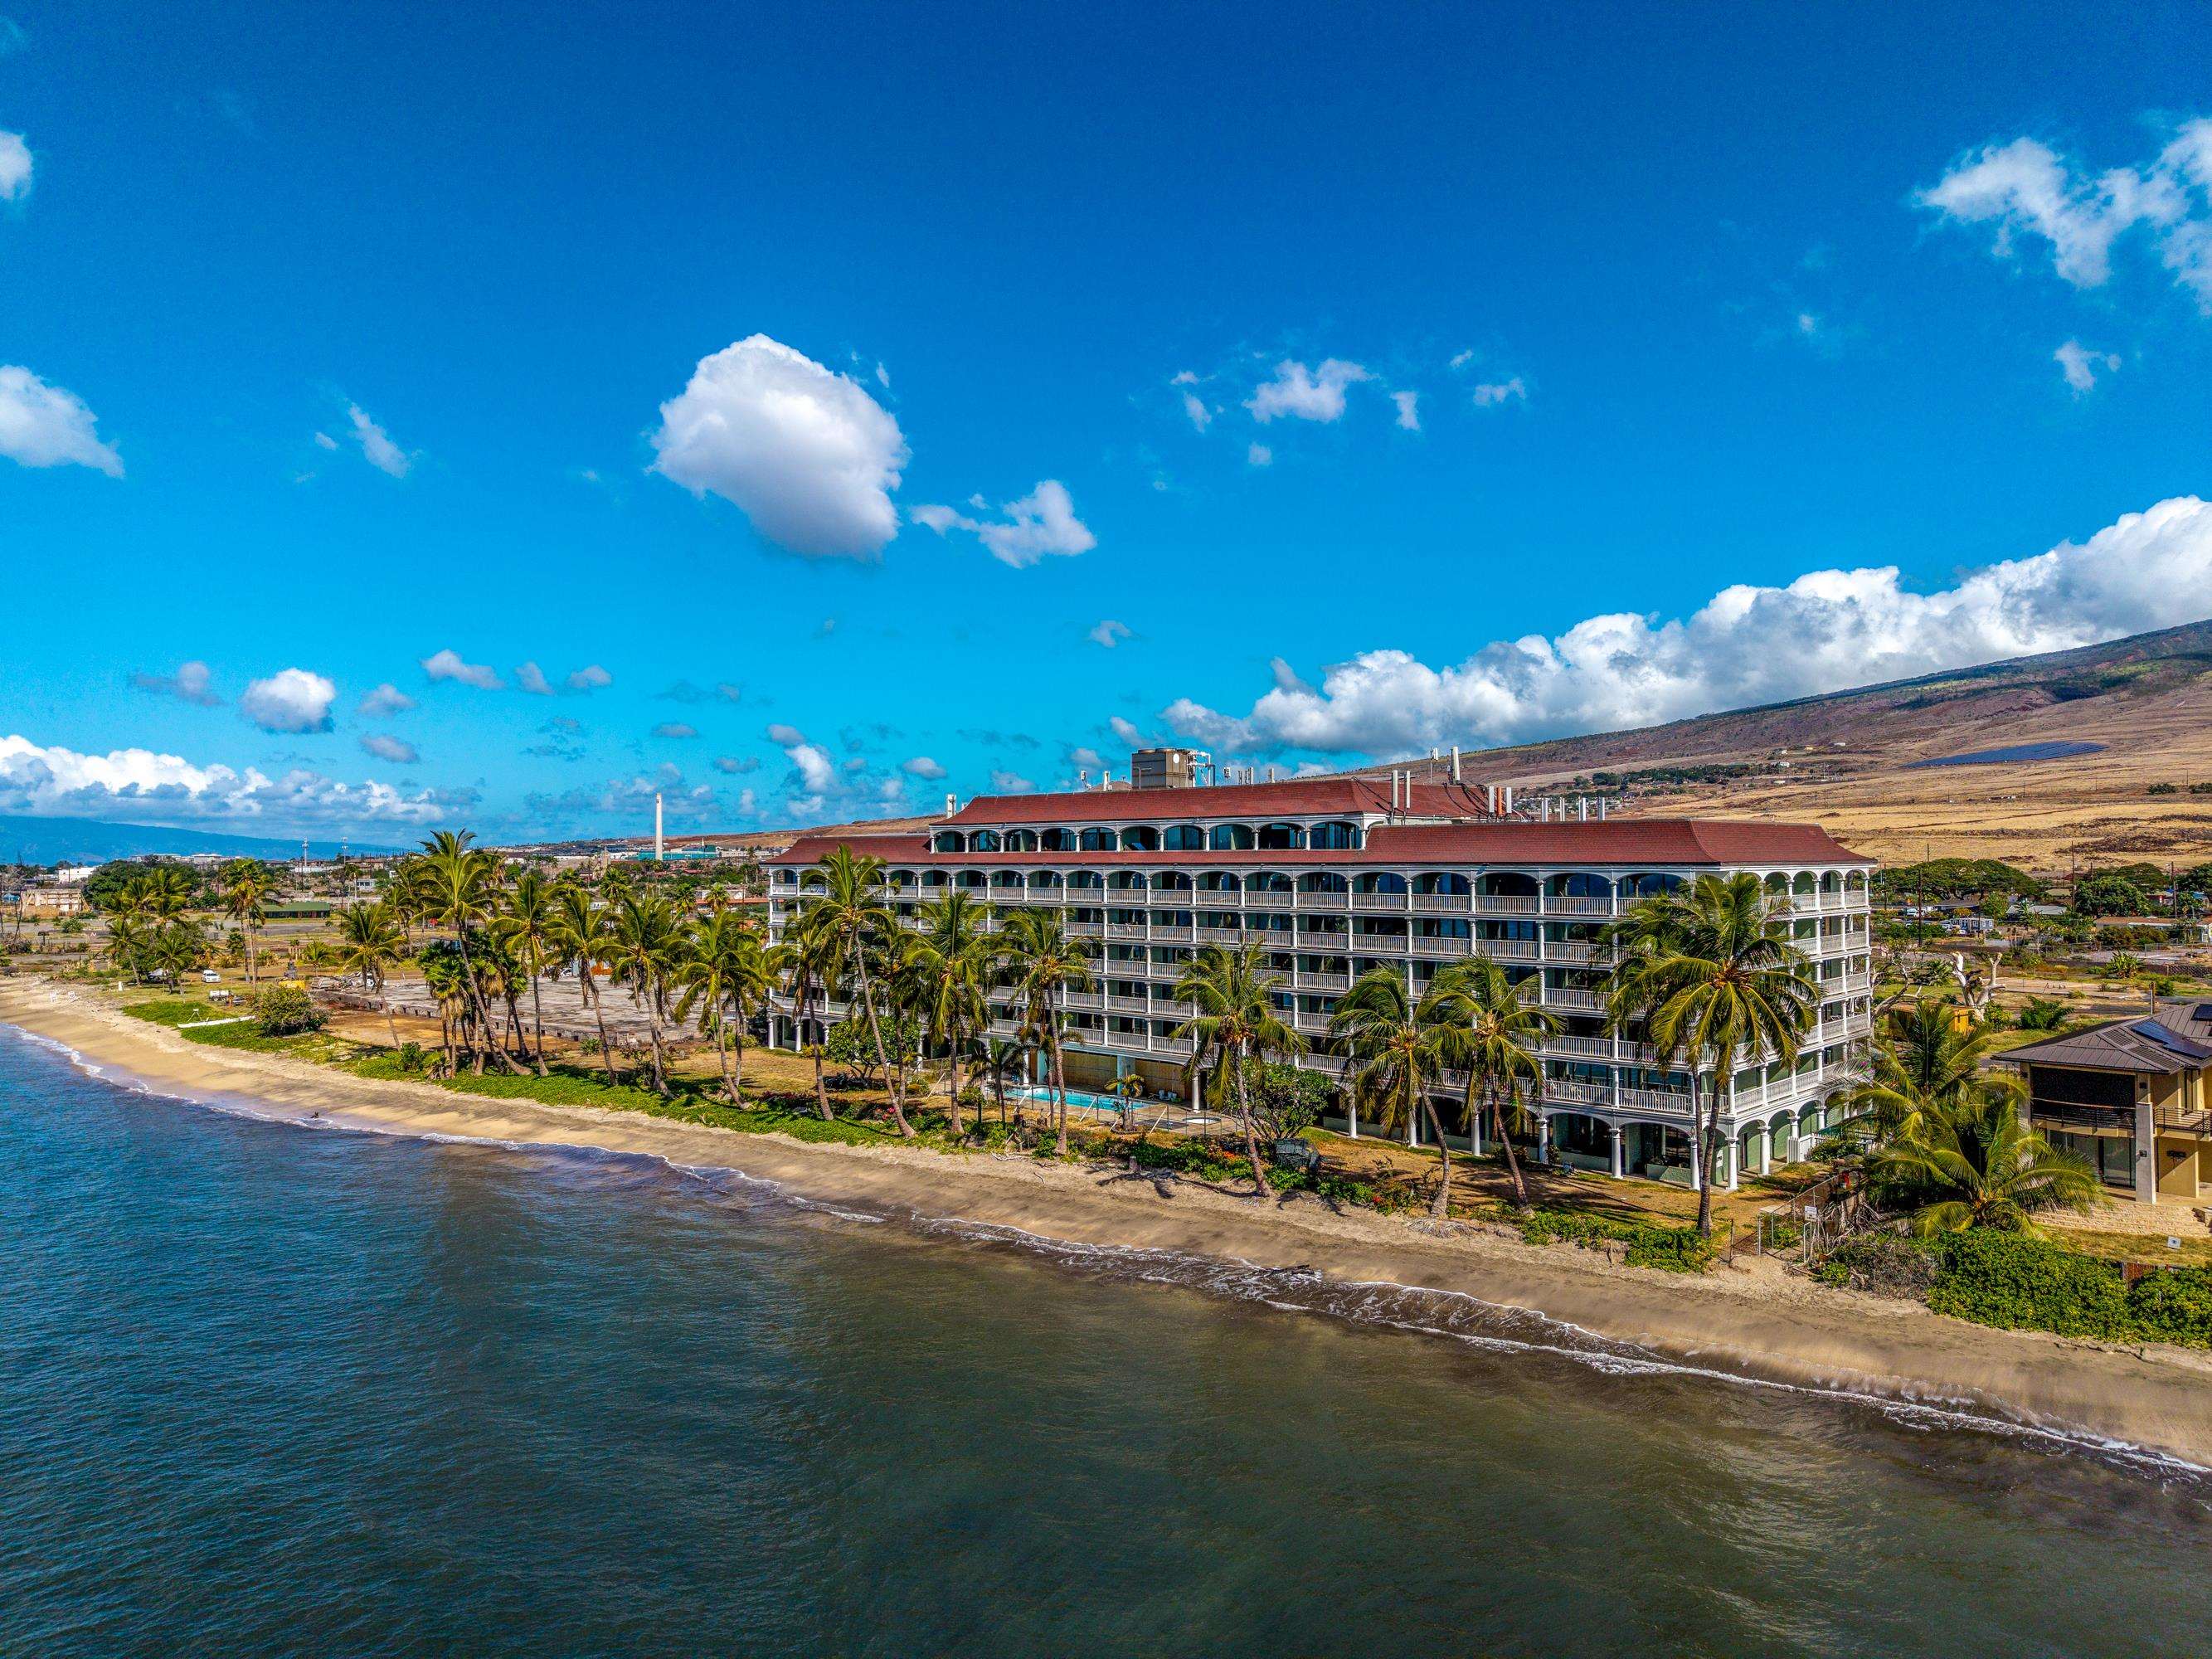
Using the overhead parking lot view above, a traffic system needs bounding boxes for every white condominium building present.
[765,771,1875,1191]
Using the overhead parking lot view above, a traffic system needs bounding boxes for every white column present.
[1722,1140,1738,1192]
[1536,1113,1552,1165]
[1608,1122,1624,1179]
[1470,1104,1484,1157]
[2136,1097,2160,1205]
[1758,1124,1772,1176]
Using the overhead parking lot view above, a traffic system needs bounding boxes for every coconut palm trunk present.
[1050,1030,1070,1157]
[1232,1043,1267,1190]
[1490,1080,1531,1208]
[586,983,619,1084]
[851,958,913,1138]
[528,972,548,1076]
[1422,1087,1456,1218]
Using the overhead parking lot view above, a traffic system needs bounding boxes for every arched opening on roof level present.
[1121,825,1160,852]
[1480,871,1539,896]
[1162,824,1204,850]
[1355,871,1408,894]
[1257,821,1306,850]
[1079,827,1116,851]
[1210,823,1256,851]
[970,830,1001,854]
[1310,820,1360,850]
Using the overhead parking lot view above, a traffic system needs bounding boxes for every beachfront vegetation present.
[1602,871,1820,1238]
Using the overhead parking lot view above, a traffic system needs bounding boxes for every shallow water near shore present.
[4,1028,2210,1657]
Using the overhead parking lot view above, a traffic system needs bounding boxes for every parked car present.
[201,970,221,983]
[1271,1137,1322,1173]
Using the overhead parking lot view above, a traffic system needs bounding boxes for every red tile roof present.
[766,818,1870,868]
[940,776,1496,825]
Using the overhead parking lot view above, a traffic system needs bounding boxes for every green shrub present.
[1518,1206,1711,1272]
[1928,1230,2131,1338]
[252,982,324,1037]
[2123,1267,2212,1345]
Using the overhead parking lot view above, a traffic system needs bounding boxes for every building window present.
[1162,824,1204,850]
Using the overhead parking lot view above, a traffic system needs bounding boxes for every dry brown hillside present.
[1368,620,2212,873]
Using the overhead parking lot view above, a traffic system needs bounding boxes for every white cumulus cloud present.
[1163,494,2212,757]
[0,732,455,826]
[988,768,1035,794]
[1472,377,1527,407]
[1247,442,1272,468]
[1390,391,1420,431]
[347,402,411,477]
[566,664,611,692]
[0,365,123,475]
[1089,619,1130,649]
[911,479,1095,568]
[357,683,416,717]
[649,333,908,559]
[2054,338,2120,393]
[240,668,337,734]
[1245,358,1372,424]
[516,661,554,696]
[131,661,218,707]
[0,129,30,200]
[421,648,502,690]
[902,755,948,780]
[360,733,418,765]
[1920,122,2212,309]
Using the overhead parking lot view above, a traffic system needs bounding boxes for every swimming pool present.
[1009,1084,1168,1114]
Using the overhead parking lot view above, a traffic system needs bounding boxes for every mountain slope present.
[0,817,404,867]
[1366,619,2212,871]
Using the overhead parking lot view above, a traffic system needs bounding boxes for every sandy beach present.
[6,975,2210,1467]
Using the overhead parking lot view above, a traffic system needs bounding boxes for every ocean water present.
[3,1026,2209,1658]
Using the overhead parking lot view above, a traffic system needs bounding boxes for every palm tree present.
[907,891,996,1136]
[218,860,276,985]
[607,892,683,1095]
[419,943,472,1077]
[148,921,206,989]
[805,846,911,1136]
[548,884,621,1085]
[143,864,197,923]
[1005,907,1097,1156]
[493,869,561,1076]
[1329,966,1458,1216]
[781,904,842,1121]
[415,830,526,1076]
[1868,1082,2102,1235]
[675,911,778,1103]
[1840,995,1994,1146]
[1426,956,1558,1209]
[979,1036,1025,1127]
[1602,872,1819,1238]
[335,899,409,1051]
[1174,940,1302,1194]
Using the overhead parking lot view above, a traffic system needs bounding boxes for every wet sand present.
[6,976,2210,1467]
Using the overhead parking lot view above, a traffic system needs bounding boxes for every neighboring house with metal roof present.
[2003,1000,2212,1205]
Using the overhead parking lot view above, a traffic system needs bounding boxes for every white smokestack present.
[654,791,664,862]
[1451,745,1461,783]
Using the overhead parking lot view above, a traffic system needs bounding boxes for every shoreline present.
[7,976,2211,1469]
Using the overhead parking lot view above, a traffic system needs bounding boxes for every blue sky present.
[4,0,2212,844]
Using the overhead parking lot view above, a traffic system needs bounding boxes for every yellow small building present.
[2005,1000,2212,1206]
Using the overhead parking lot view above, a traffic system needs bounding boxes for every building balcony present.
[1349,891,1406,912]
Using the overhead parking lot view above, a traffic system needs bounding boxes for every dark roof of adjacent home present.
[2002,1015,2212,1075]
[763,818,1871,868]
